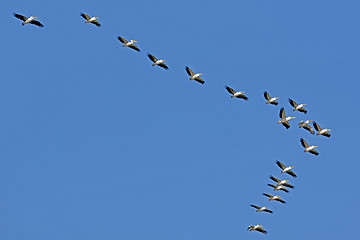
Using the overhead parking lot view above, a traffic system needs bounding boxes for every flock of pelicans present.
[13,12,332,236]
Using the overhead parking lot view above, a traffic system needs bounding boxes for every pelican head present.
[277,120,281,124]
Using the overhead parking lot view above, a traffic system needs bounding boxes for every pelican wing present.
[279,187,289,193]
[264,208,273,213]
[117,36,128,44]
[30,20,44,27]
[279,108,286,119]
[323,132,331,138]
[264,91,271,101]
[275,198,286,204]
[283,183,294,188]
[263,193,273,198]
[225,86,236,95]
[309,149,319,156]
[276,160,286,170]
[289,98,298,108]
[313,122,322,132]
[303,124,315,134]
[270,175,280,183]
[268,184,277,189]
[256,227,267,234]
[194,77,205,84]
[91,20,101,27]
[81,13,91,20]
[300,138,309,148]
[297,107,307,114]
[147,54,158,63]
[129,44,140,52]
[185,66,195,77]
[271,100,279,105]
[13,13,28,21]
[282,122,290,129]
[237,94,248,100]
[286,170,297,178]
[158,62,169,70]
[250,205,261,210]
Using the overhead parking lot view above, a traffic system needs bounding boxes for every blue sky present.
[1,0,360,239]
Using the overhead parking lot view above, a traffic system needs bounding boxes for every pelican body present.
[263,193,286,203]
[81,13,101,27]
[147,54,168,69]
[247,225,267,234]
[185,66,204,84]
[289,98,308,113]
[264,91,279,105]
[276,160,297,178]
[13,13,44,27]
[278,108,296,129]
[225,86,248,100]
[117,36,140,52]
[313,122,331,137]
[300,138,319,155]
[250,205,273,213]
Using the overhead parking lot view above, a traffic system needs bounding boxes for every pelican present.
[247,225,267,234]
[276,160,297,178]
[80,13,101,27]
[225,86,248,100]
[263,193,286,203]
[264,91,279,105]
[300,138,319,155]
[147,54,168,70]
[13,13,44,27]
[298,120,315,134]
[269,176,294,188]
[289,98,307,113]
[268,184,289,192]
[185,66,204,84]
[117,36,140,52]
[313,122,331,137]
[278,108,296,129]
[250,205,273,214]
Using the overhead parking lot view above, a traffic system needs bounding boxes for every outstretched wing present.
[286,170,297,178]
[185,66,195,77]
[250,204,260,210]
[309,149,319,156]
[30,20,44,27]
[303,125,314,134]
[263,193,272,198]
[147,54,158,63]
[117,36,128,44]
[313,122,322,132]
[270,175,280,183]
[194,77,205,84]
[237,94,248,100]
[264,91,271,101]
[158,62,169,70]
[282,122,290,129]
[289,98,298,108]
[283,183,294,188]
[13,13,28,21]
[129,44,140,52]
[279,108,286,119]
[256,227,267,234]
[300,138,309,148]
[81,13,91,20]
[225,86,236,95]
[297,107,307,114]
[276,160,286,170]
[275,198,286,204]
[91,20,101,27]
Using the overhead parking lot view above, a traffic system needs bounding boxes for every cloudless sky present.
[1,0,360,239]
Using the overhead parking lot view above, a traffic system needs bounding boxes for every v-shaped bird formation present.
[12,11,333,236]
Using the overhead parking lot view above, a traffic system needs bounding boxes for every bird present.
[250,205,273,214]
[247,225,267,234]
[80,13,101,27]
[225,86,248,100]
[185,66,204,84]
[263,193,286,203]
[13,13,44,27]
[278,108,296,129]
[313,122,331,138]
[300,138,319,155]
[268,184,289,192]
[269,176,294,188]
[147,54,168,70]
[276,160,297,178]
[298,120,315,134]
[289,98,307,113]
[264,91,279,105]
[117,36,140,52]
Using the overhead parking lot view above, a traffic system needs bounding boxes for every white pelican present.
[300,138,319,155]
[247,225,267,234]
[117,36,140,52]
[313,122,331,138]
[278,108,296,129]
[225,86,248,100]
[147,54,168,70]
[185,66,204,84]
[268,184,289,192]
[276,160,297,178]
[250,205,273,214]
[81,13,101,27]
[263,193,286,203]
[269,176,294,188]
[289,98,307,113]
[13,13,44,27]
[264,91,279,105]
[298,120,315,134]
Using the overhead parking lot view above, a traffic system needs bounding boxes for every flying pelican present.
[250,205,273,214]
[147,54,168,70]
[13,13,44,27]
[276,160,297,178]
[247,225,267,234]
[268,184,289,192]
[185,66,204,84]
[298,120,315,134]
[263,193,286,203]
[117,36,140,52]
[278,108,296,129]
[264,91,279,105]
[80,13,101,27]
[300,138,319,155]
[270,176,294,188]
[225,86,248,100]
[313,122,331,137]
[289,98,307,113]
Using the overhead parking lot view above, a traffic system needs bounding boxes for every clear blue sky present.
[1,0,359,239]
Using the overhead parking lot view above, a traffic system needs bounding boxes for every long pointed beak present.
[328,129,331,131]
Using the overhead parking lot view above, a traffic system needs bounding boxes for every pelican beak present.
[95,17,100,19]
[276,97,280,99]
[314,146,318,148]
[33,17,38,19]
[199,73,203,75]
[304,104,307,105]
[163,60,167,62]
[240,91,245,93]
[292,117,296,119]
[309,120,313,122]
[327,129,331,131]
[133,40,138,42]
